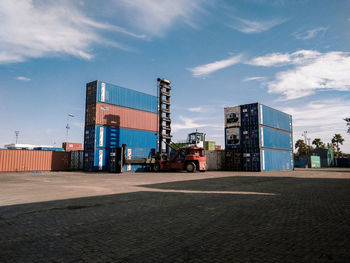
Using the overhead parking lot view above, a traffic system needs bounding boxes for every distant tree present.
[295,139,309,156]
[345,118,350,134]
[331,134,344,156]
[312,138,325,149]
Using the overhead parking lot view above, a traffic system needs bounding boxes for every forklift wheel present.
[152,163,160,172]
[185,162,196,173]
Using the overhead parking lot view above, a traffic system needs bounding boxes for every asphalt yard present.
[0,169,349,262]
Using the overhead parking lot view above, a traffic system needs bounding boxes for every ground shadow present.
[0,176,349,262]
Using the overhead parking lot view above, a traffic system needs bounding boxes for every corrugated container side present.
[62,142,83,151]
[85,102,159,132]
[260,126,293,150]
[241,126,259,148]
[86,80,157,113]
[241,103,259,126]
[84,126,157,149]
[205,150,224,171]
[83,148,110,172]
[259,104,292,132]
[224,148,242,171]
[242,148,261,172]
[261,149,293,171]
[0,150,70,172]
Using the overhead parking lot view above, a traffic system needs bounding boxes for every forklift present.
[111,78,207,173]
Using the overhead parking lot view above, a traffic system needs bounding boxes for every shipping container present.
[226,126,292,150]
[205,150,224,171]
[204,141,216,150]
[225,127,241,148]
[0,150,70,172]
[86,80,157,114]
[70,151,84,170]
[335,158,350,167]
[309,156,321,168]
[241,103,292,132]
[242,148,293,171]
[84,126,157,149]
[85,102,158,132]
[33,147,63,151]
[62,142,83,151]
[224,106,241,127]
[124,147,154,172]
[311,148,334,167]
[83,148,110,171]
[224,148,242,171]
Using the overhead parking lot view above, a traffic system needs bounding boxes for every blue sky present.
[0,0,350,152]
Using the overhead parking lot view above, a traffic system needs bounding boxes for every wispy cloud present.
[16,76,31,81]
[0,0,144,64]
[265,51,350,100]
[228,17,285,34]
[172,116,208,132]
[187,107,202,112]
[242,76,266,82]
[115,0,207,36]
[294,27,328,40]
[189,54,243,77]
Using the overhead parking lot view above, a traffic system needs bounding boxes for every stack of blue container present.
[224,103,293,171]
[84,80,158,172]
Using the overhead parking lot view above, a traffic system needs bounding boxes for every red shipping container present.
[215,145,222,150]
[62,142,83,151]
[85,102,158,132]
[0,150,70,172]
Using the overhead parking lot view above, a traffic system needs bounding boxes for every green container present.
[204,141,215,150]
[310,156,321,168]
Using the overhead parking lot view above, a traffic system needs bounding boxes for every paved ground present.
[0,169,349,262]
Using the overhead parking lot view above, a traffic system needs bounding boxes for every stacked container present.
[84,80,158,172]
[224,103,293,171]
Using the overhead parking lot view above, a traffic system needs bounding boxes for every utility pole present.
[15,131,19,144]
[66,114,74,142]
[302,131,308,144]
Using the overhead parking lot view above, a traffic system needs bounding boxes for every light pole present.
[15,131,19,144]
[65,114,74,142]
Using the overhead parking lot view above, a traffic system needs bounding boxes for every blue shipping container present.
[86,80,157,114]
[242,148,293,171]
[226,126,292,150]
[241,103,292,132]
[84,126,157,149]
[34,147,63,151]
[84,148,110,171]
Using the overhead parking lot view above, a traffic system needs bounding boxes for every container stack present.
[84,80,158,172]
[224,103,293,171]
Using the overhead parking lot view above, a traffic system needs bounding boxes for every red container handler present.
[85,102,159,132]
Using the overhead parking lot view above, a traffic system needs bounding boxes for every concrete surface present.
[0,168,349,262]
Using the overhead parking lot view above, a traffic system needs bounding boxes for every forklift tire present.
[152,163,160,172]
[185,162,196,173]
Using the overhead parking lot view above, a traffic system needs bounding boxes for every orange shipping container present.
[85,102,159,132]
[0,150,70,172]
[62,142,83,151]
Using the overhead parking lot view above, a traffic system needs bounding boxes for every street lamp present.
[65,113,74,142]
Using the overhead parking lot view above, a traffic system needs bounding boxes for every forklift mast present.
[157,78,172,160]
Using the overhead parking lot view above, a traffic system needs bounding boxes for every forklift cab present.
[186,132,205,148]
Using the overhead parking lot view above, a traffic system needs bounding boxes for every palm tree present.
[312,138,325,149]
[331,134,344,156]
[295,139,309,155]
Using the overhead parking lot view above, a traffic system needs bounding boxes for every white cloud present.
[242,76,266,82]
[266,51,350,100]
[0,0,144,64]
[187,107,202,112]
[281,99,350,152]
[247,50,321,67]
[172,116,222,132]
[16,76,31,81]
[115,0,206,35]
[295,27,328,40]
[228,17,285,34]
[189,54,243,76]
